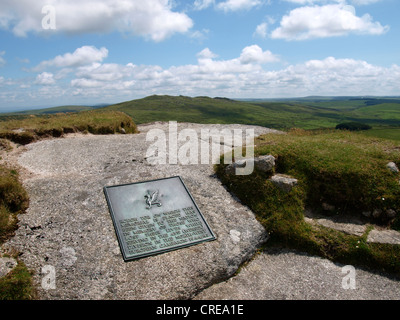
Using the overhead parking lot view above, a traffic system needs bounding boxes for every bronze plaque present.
[104,176,216,261]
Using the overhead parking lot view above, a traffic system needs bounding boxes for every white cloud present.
[216,0,263,11]
[35,72,56,85]
[283,0,325,4]
[189,28,210,42]
[197,48,218,59]
[271,4,389,40]
[254,22,268,38]
[66,52,400,100]
[33,46,108,71]
[57,45,279,96]
[0,0,193,41]
[75,62,135,82]
[239,45,279,64]
[4,46,400,107]
[193,0,266,11]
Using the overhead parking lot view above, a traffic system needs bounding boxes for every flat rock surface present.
[3,122,276,300]
[367,230,400,245]
[3,122,400,300]
[195,249,400,300]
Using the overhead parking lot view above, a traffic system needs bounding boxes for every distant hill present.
[103,94,400,130]
[2,103,109,116]
[0,104,110,123]
[103,95,345,130]
[16,105,96,115]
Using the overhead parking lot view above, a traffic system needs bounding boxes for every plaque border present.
[103,176,216,261]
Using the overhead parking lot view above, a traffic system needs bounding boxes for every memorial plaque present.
[103,176,216,261]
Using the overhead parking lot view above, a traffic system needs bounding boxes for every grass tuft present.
[0,165,33,300]
[0,110,138,145]
[0,261,36,300]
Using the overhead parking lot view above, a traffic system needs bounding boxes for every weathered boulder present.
[269,174,298,193]
[224,159,249,175]
[254,155,275,173]
[387,162,399,173]
[367,229,400,245]
[225,154,275,176]
[0,256,17,277]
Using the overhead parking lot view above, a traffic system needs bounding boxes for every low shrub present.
[336,122,372,131]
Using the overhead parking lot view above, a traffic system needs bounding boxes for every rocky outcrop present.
[268,174,298,193]
[195,249,400,300]
[387,162,399,173]
[226,154,298,193]
[3,122,276,300]
[225,155,276,176]
[254,155,275,173]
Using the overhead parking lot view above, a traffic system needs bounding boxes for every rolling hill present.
[104,95,400,131]
[1,95,400,139]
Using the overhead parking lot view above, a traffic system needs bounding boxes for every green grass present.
[255,130,400,216]
[354,103,400,120]
[216,130,400,276]
[0,165,29,243]
[360,127,400,141]
[0,261,36,300]
[0,110,138,145]
[0,164,34,300]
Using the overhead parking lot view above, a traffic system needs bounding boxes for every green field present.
[360,127,400,141]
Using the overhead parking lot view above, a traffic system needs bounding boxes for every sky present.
[0,0,399,111]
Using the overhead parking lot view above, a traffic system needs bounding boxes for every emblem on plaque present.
[144,190,162,209]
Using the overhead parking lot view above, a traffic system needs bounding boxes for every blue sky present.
[0,0,399,111]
